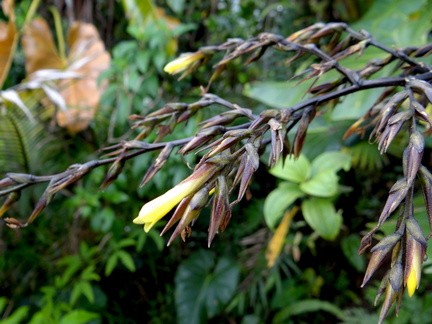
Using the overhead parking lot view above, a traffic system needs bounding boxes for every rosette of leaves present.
[264,151,352,240]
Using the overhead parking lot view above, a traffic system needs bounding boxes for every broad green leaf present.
[274,299,346,323]
[270,155,311,183]
[117,250,136,272]
[243,79,314,109]
[175,250,239,324]
[311,151,352,176]
[300,170,338,197]
[302,198,342,240]
[264,183,304,229]
[59,310,99,324]
[341,235,365,272]
[352,0,432,47]
[330,88,383,121]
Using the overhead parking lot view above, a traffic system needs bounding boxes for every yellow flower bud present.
[163,52,205,75]
[406,240,422,297]
[133,162,223,232]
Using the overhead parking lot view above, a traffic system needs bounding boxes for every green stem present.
[48,6,66,62]
[24,0,41,25]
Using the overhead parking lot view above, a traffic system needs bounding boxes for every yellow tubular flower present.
[405,217,427,297]
[406,241,422,297]
[163,52,205,75]
[134,162,222,232]
[134,181,201,232]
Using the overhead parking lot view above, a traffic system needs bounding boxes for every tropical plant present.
[2,1,432,323]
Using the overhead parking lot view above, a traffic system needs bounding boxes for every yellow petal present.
[163,53,204,74]
[163,56,190,74]
[407,267,417,297]
[133,180,198,230]
[407,250,421,297]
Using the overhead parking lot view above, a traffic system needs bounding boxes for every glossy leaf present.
[243,79,313,109]
[352,0,432,47]
[264,182,304,229]
[270,154,311,183]
[300,170,338,197]
[175,250,239,324]
[302,198,342,240]
[311,151,352,176]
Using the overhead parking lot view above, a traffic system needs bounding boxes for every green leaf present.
[70,281,94,305]
[243,79,314,109]
[175,250,239,324]
[59,310,99,324]
[270,155,311,183]
[341,235,365,272]
[352,0,432,47]
[80,281,95,304]
[117,238,136,249]
[330,88,383,121]
[264,183,304,229]
[105,254,119,276]
[136,50,151,73]
[299,170,338,197]
[142,74,159,98]
[70,282,81,306]
[274,299,346,323]
[0,305,29,324]
[81,265,100,282]
[148,228,165,251]
[301,198,342,240]
[117,250,136,272]
[311,151,352,176]
[167,0,185,14]
[122,0,158,29]
[91,208,115,233]
[0,297,6,314]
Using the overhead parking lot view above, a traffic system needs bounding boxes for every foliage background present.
[0,0,432,323]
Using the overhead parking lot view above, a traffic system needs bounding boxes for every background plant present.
[1,1,432,324]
